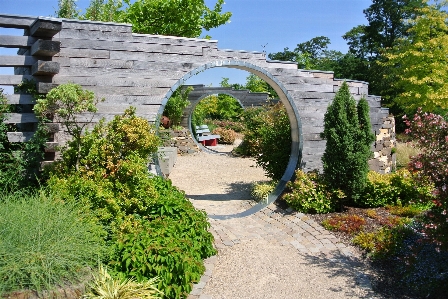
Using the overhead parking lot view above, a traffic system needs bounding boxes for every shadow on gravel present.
[187,181,257,201]
[299,252,380,299]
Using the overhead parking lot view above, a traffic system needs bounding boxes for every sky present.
[0,0,372,93]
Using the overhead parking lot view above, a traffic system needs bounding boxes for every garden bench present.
[196,125,220,146]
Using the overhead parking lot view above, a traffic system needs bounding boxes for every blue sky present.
[0,0,371,92]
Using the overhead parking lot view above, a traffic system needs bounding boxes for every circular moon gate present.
[158,60,303,218]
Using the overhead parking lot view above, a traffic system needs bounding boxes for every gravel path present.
[168,148,382,299]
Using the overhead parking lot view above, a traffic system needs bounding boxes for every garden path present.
[168,148,382,299]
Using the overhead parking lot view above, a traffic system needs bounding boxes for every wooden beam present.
[0,14,35,29]
[5,94,35,104]
[0,35,36,48]
[30,19,62,38]
[0,55,37,66]
[0,75,34,86]
[31,61,60,75]
[30,40,60,56]
[3,113,38,123]
[7,131,34,142]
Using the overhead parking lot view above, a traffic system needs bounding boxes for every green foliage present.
[110,176,216,299]
[283,170,341,214]
[322,215,366,235]
[212,127,236,144]
[0,190,107,295]
[45,105,215,298]
[237,103,291,180]
[46,107,160,225]
[359,170,434,208]
[56,0,80,18]
[0,86,46,192]
[353,224,414,259]
[164,87,191,127]
[58,0,232,38]
[321,82,374,204]
[385,203,428,218]
[82,264,163,299]
[34,83,101,171]
[192,93,243,129]
[251,181,276,203]
[382,1,448,114]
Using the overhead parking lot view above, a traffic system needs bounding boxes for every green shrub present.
[283,170,341,214]
[212,127,236,144]
[164,87,191,127]
[45,107,215,299]
[353,224,414,259]
[0,87,46,192]
[251,181,276,203]
[321,82,374,204]
[357,169,434,208]
[0,190,107,295]
[110,177,216,299]
[239,103,291,180]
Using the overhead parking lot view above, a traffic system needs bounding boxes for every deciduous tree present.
[56,0,232,38]
[382,1,448,114]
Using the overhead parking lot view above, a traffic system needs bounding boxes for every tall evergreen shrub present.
[321,82,374,205]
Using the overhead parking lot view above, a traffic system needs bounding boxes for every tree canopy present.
[382,1,448,113]
[56,0,232,38]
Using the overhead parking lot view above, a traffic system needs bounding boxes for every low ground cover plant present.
[0,190,107,295]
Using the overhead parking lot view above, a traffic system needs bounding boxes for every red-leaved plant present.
[404,108,448,249]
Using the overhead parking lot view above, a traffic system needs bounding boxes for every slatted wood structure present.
[0,14,389,181]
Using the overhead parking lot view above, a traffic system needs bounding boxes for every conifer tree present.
[321,82,373,205]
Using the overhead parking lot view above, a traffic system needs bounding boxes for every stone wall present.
[369,116,396,173]
[0,14,390,180]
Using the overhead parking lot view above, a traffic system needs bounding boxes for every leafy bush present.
[46,106,215,298]
[321,82,374,204]
[353,223,414,259]
[164,87,191,127]
[283,170,340,214]
[34,83,100,171]
[322,215,366,235]
[82,264,163,299]
[357,169,434,208]
[0,87,46,191]
[192,94,243,129]
[404,108,448,249]
[238,103,291,180]
[0,190,107,295]
[251,181,276,203]
[205,119,245,132]
[110,176,216,299]
[212,127,236,144]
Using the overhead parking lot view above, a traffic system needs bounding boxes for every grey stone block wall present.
[0,14,390,179]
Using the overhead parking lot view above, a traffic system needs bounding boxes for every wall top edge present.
[221,49,264,54]
[132,33,217,43]
[333,78,369,84]
[0,13,38,20]
[267,59,298,65]
[298,68,335,74]
[62,18,132,27]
